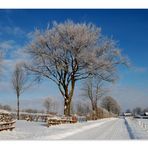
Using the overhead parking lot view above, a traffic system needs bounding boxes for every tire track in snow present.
[64,118,130,140]
[125,118,148,139]
[124,117,139,139]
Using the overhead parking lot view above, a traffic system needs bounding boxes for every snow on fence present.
[0,110,16,131]
[47,116,77,127]
[11,112,54,122]
[0,120,16,131]
[11,111,87,127]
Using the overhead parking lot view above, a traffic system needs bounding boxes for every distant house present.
[144,112,148,116]
[123,112,132,116]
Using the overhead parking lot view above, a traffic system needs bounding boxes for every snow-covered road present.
[0,117,148,140]
[64,117,130,140]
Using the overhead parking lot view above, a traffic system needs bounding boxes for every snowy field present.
[0,117,148,140]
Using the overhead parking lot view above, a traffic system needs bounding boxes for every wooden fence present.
[47,116,77,127]
[0,120,16,131]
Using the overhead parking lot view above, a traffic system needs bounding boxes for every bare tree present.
[132,107,142,115]
[143,107,148,113]
[0,104,12,111]
[76,101,90,116]
[70,101,75,114]
[25,20,126,116]
[12,62,28,120]
[101,96,121,115]
[0,104,2,109]
[24,109,38,113]
[3,105,12,111]
[43,97,53,113]
[76,102,84,115]
[82,77,106,116]
[125,109,131,113]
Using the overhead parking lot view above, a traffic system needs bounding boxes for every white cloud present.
[0,26,25,36]
[0,40,16,50]
[27,31,35,40]
[1,56,30,87]
[2,59,16,71]
[12,47,30,61]
[132,66,148,73]
[0,81,12,92]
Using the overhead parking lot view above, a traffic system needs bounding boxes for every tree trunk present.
[91,101,97,113]
[17,94,20,120]
[63,75,75,116]
[91,101,98,120]
[64,96,71,116]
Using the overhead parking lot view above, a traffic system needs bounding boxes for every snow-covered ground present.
[1,117,148,140]
[64,117,130,140]
[125,117,148,139]
[0,118,115,140]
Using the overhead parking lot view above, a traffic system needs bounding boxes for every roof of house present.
[124,112,132,116]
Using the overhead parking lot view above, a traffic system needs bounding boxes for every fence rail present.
[0,120,16,131]
[47,116,81,127]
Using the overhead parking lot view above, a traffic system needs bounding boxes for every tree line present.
[125,107,148,115]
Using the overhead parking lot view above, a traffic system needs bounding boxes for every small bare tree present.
[82,77,106,116]
[76,101,90,116]
[0,104,11,111]
[3,105,12,111]
[25,20,126,116]
[132,107,142,115]
[12,62,28,120]
[43,97,53,113]
[76,102,84,115]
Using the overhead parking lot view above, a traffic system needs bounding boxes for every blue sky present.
[0,9,148,112]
